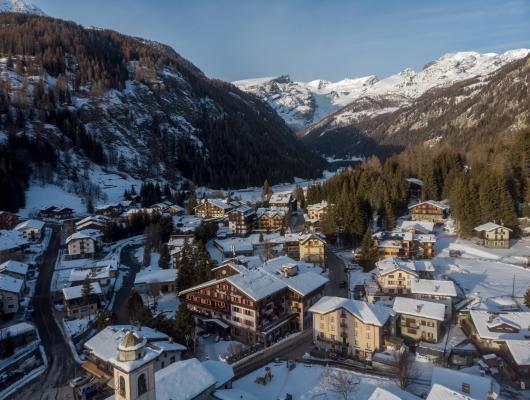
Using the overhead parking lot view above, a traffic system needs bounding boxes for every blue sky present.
[36,0,530,82]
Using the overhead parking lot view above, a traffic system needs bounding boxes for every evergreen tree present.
[186,192,197,214]
[158,243,170,269]
[262,179,273,201]
[358,228,379,271]
[172,302,194,343]
[525,287,530,308]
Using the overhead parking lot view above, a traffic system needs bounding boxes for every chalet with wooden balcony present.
[255,208,288,232]
[309,296,394,360]
[409,200,449,222]
[373,258,434,297]
[373,230,436,260]
[194,199,234,219]
[299,233,326,265]
[180,257,328,345]
[228,205,256,236]
[474,222,512,249]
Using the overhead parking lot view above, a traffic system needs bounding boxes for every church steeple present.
[111,330,156,400]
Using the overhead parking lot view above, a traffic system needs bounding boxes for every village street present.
[14,225,76,400]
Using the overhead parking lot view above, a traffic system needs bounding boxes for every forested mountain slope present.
[0,13,325,212]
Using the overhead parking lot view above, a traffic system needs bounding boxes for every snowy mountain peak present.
[234,48,530,131]
[0,0,46,15]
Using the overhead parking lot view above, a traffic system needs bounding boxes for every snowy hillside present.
[234,49,530,131]
[0,0,45,15]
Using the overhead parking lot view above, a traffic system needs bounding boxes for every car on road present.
[339,281,347,288]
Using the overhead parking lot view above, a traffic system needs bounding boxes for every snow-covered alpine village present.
[1,171,530,400]
[1,1,530,400]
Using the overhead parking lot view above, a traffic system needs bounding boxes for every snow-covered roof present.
[393,297,445,321]
[505,340,530,365]
[256,207,287,218]
[214,237,253,253]
[66,229,103,244]
[408,200,450,211]
[68,264,115,283]
[426,384,474,400]
[299,232,326,245]
[197,198,233,211]
[227,269,287,301]
[269,191,293,204]
[14,219,45,231]
[430,367,499,400]
[368,387,420,400]
[306,201,330,212]
[260,256,328,295]
[75,215,110,229]
[155,358,216,400]
[84,325,171,362]
[411,279,457,297]
[230,204,254,216]
[309,296,393,327]
[0,322,36,338]
[470,311,530,341]
[376,258,434,276]
[398,220,435,234]
[201,360,234,388]
[474,222,512,232]
[0,260,29,276]
[0,273,23,293]
[62,282,102,300]
[151,341,186,352]
[0,229,28,251]
[406,178,424,187]
[134,268,178,285]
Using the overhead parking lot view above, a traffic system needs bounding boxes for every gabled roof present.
[0,260,29,276]
[426,384,475,400]
[227,269,287,301]
[269,191,293,204]
[201,360,234,389]
[393,297,445,321]
[134,268,178,285]
[411,279,457,297]
[299,232,326,245]
[0,229,28,251]
[408,200,450,211]
[474,222,512,232]
[66,229,103,244]
[15,219,45,231]
[309,296,393,327]
[62,282,102,300]
[256,207,287,218]
[0,274,24,293]
[430,367,499,400]
[155,358,216,400]
[376,258,434,276]
[505,340,530,366]
[470,311,530,341]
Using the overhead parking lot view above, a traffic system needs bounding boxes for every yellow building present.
[393,297,445,343]
[309,296,394,359]
[299,233,326,265]
[375,258,435,295]
[474,223,512,249]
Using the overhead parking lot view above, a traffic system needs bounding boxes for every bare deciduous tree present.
[323,367,358,400]
[393,345,415,389]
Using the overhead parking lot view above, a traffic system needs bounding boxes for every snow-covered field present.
[231,361,417,400]
[432,229,530,302]
[18,184,85,217]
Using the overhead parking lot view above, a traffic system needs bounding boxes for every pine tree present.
[158,243,170,269]
[172,302,194,343]
[525,287,530,308]
[358,228,379,271]
[262,179,272,201]
[186,192,197,215]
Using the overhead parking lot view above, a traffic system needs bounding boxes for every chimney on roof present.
[434,285,440,292]
[416,304,423,313]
